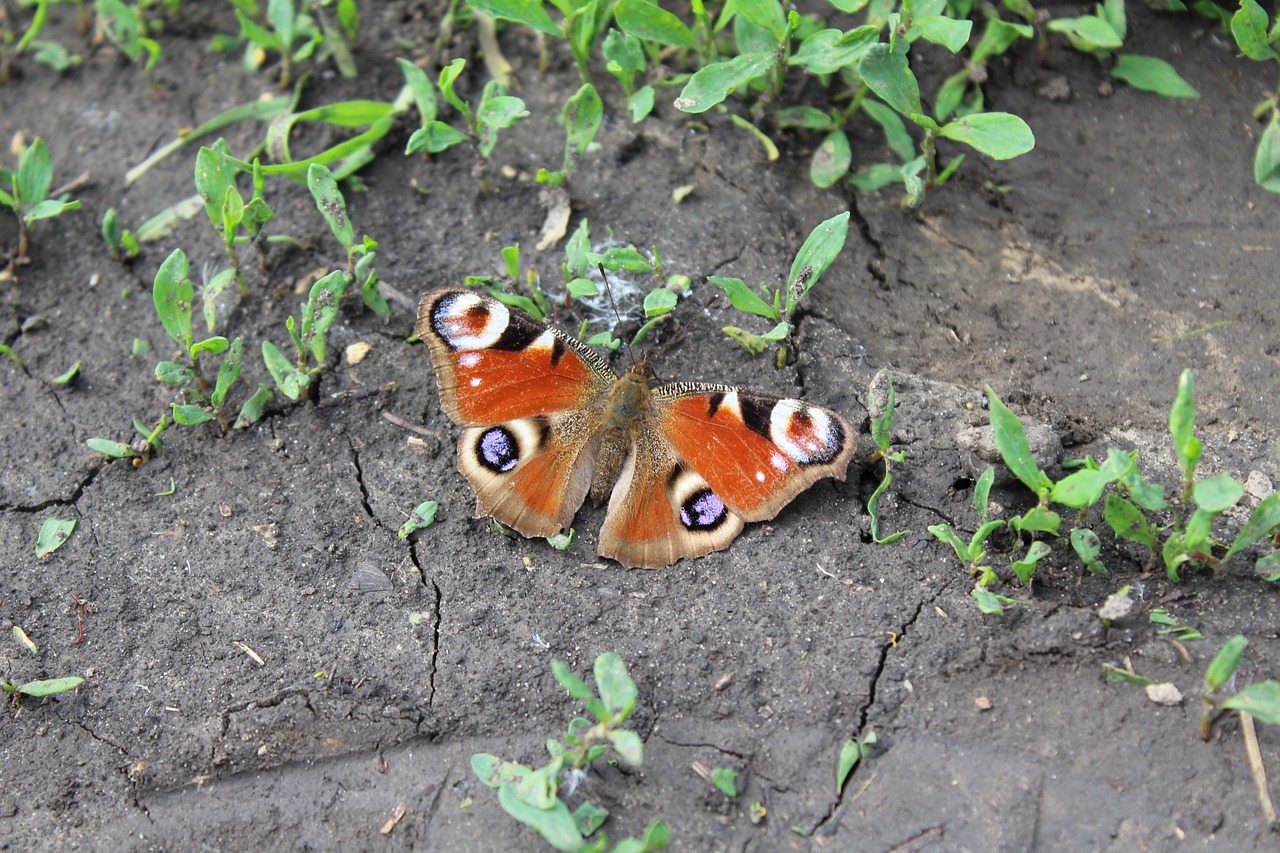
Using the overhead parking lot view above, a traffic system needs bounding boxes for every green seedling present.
[101,208,140,260]
[466,0,615,85]
[709,767,738,798]
[0,137,81,263]
[195,141,274,298]
[472,652,669,852]
[537,83,603,186]
[1228,0,1280,190]
[0,0,81,80]
[306,163,387,317]
[546,529,576,551]
[929,519,1005,586]
[835,728,877,795]
[227,0,323,87]
[1101,661,1152,685]
[1,675,84,703]
[35,517,75,558]
[710,211,849,367]
[404,57,529,192]
[1046,0,1199,99]
[1148,608,1203,641]
[1200,635,1280,741]
[866,369,908,544]
[600,27,655,122]
[263,270,348,401]
[398,500,439,538]
[87,413,168,466]
[95,0,163,95]
[51,361,81,385]
[466,242,552,320]
[0,344,22,368]
[12,626,38,655]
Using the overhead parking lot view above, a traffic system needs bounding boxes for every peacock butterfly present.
[416,288,857,568]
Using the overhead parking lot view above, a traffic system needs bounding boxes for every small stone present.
[1097,591,1134,622]
[1244,471,1273,502]
[1037,75,1071,102]
[956,423,1062,483]
[1145,682,1184,706]
[975,695,992,711]
[345,342,372,365]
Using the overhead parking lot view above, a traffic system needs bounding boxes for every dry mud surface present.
[1,3,1278,851]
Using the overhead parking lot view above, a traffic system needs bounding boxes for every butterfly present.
[416,288,857,568]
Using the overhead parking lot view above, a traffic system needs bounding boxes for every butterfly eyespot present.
[432,292,510,351]
[679,488,729,532]
[770,402,844,466]
[477,426,520,473]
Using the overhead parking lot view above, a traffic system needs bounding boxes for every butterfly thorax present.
[588,361,653,505]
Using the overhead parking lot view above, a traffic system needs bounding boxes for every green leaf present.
[191,336,230,358]
[869,370,895,453]
[1231,0,1278,60]
[307,163,354,250]
[810,130,852,188]
[972,586,1021,614]
[985,386,1053,497]
[1111,55,1199,99]
[496,782,583,853]
[171,403,215,425]
[211,337,243,408]
[607,729,644,766]
[1193,472,1244,514]
[643,288,678,316]
[928,523,971,564]
[786,211,850,312]
[1102,662,1153,685]
[674,52,775,114]
[399,500,439,537]
[615,0,697,48]
[862,99,915,162]
[734,0,787,40]
[776,106,836,129]
[595,652,638,723]
[629,86,655,122]
[86,438,138,458]
[788,26,878,73]
[836,738,862,793]
[971,17,1034,64]
[1205,635,1247,691]
[552,659,595,704]
[467,0,562,37]
[1010,505,1061,536]
[849,162,907,191]
[24,198,79,223]
[1048,447,1134,508]
[590,246,653,272]
[722,326,770,355]
[152,249,194,351]
[52,361,81,385]
[405,122,470,155]
[203,268,239,333]
[1010,540,1050,584]
[1254,118,1280,192]
[262,340,308,400]
[1227,494,1280,558]
[1071,527,1106,574]
[36,518,76,558]
[562,84,603,168]
[303,271,349,364]
[936,112,1035,160]
[709,277,778,319]
[603,28,646,78]
[710,767,738,797]
[234,383,273,429]
[15,138,53,207]
[18,676,84,697]
[1257,551,1280,581]
[1045,15,1122,51]
[1221,681,1280,725]
[914,15,972,53]
[974,466,995,522]
[1169,369,1201,484]
[194,142,240,232]
[574,800,609,837]
[858,45,922,117]
[397,57,438,124]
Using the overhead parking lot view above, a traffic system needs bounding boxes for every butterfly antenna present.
[652,290,719,363]
[597,263,638,365]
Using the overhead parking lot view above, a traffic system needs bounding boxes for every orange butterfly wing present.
[416,290,614,537]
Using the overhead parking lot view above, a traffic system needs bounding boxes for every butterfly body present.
[417,288,856,568]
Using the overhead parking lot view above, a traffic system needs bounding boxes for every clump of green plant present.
[2,675,84,703]
[222,0,358,85]
[404,57,529,191]
[261,269,346,401]
[306,163,386,317]
[195,140,274,298]
[471,652,669,852]
[866,369,908,544]
[537,83,603,187]
[101,207,140,260]
[1045,0,1199,99]
[0,137,81,263]
[709,211,849,367]
[467,0,615,85]
[1200,634,1280,740]
[1225,0,1280,192]
[934,369,1280,613]
[1,0,84,81]
[95,0,167,95]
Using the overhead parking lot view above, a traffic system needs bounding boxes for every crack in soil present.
[407,538,441,708]
[0,463,101,514]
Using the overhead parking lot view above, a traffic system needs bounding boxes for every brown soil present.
[1,2,1278,851]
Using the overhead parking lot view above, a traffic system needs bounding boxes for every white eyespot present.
[435,292,509,350]
[770,400,838,465]
[470,377,482,387]
[771,452,789,472]
[755,471,766,483]
[459,352,482,368]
